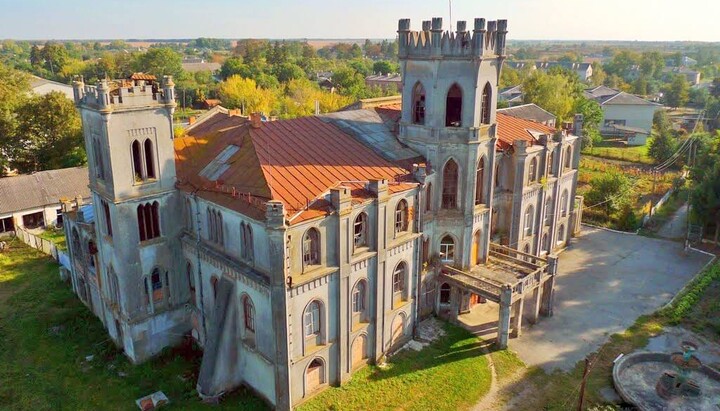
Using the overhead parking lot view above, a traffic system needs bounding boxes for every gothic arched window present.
[303,228,320,268]
[475,158,485,205]
[412,82,426,125]
[144,138,156,179]
[442,159,459,209]
[445,83,463,127]
[481,82,492,125]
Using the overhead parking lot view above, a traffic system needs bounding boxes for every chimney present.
[250,112,262,129]
[573,114,584,137]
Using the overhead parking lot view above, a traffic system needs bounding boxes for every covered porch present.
[437,243,558,348]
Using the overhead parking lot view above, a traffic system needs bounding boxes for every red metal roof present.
[175,112,414,224]
[496,112,555,149]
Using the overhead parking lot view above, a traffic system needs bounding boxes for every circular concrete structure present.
[613,352,720,411]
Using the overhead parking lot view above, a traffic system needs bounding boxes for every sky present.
[0,0,718,42]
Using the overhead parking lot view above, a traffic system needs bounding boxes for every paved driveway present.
[466,226,713,371]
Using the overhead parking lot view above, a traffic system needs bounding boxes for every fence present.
[641,187,676,226]
[14,227,71,270]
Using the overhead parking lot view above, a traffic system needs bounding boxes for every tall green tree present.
[585,171,632,217]
[664,75,690,108]
[133,47,183,78]
[648,129,677,164]
[7,91,85,173]
[691,163,720,244]
[0,63,30,175]
[522,71,575,123]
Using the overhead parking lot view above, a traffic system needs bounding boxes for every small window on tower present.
[412,82,426,125]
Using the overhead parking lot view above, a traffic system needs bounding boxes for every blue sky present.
[0,0,718,41]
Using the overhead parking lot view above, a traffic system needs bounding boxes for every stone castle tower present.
[397,17,507,272]
[73,76,191,363]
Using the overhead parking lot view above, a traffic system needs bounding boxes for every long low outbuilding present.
[0,166,90,234]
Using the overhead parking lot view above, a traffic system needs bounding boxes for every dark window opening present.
[481,82,492,125]
[394,200,408,233]
[144,138,156,179]
[412,82,426,125]
[442,159,459,209]
[21,211,44,229]
[445,83,463,127]
[303,228,320,267]
[425,183,432,212]
[131,140,143,182]
[440,283,451,304]
[0,217,14,233]
[475,158,485,205]
[137,202,160,242]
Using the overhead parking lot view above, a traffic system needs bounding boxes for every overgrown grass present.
[578,156,679,230]
[37,227,67,250]
[490,349,525,384]
[298,323,492,411]
[0,239,266,411]
[582,138,654,165]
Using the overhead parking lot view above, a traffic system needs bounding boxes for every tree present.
[633,76,648,96]
[134,47,183,78]
[584,171,632,217]
[218,76,275,114]
[0,63,30,175]
[691,163,720,244]
[272,62,305,83]
[372,61,398,75]
[648,129,677,164]
[574,98,603,149]
[522,71,575,123]
[219,57,245,80]
[590,62,606,87]
[7,91,85,173]
[663,75,690,108]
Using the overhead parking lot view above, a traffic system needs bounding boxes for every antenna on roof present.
[449,0,453,29]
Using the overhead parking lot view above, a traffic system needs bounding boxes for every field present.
[578,156,679,229]
[582,137,654,165]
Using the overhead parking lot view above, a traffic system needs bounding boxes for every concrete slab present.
[465,227,713,371]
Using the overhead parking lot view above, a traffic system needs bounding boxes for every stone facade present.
[62,16,582,411]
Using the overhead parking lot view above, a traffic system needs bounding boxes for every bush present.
[616,203,639,231]
[666,264,720,323]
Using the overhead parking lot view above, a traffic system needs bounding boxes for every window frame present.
[440,235,456,263]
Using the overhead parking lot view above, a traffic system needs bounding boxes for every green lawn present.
[37,227,67,251]
[298,323,492,411]
[0,239,266,411]
[582,138,654,165]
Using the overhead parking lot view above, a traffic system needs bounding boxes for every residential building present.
[0,166,90,234]
[30,75,74,99]
[181,58,221,74]
[365,73,402,91]
[62,16,581,410]
[497,103,556,127]
[585,86,661,145]
[498,85,523,106]
[663,67,702,85]
[506,61,593,81]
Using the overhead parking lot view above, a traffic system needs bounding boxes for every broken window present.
[241,222,254,262]
[528,157,537,184]
[425,183,432,212]
[393,262,407,302]
[442,159,459,209]
[304,300,322,338]
[445,83,462,127]
[137,201,160,242]
[475,158,485,205]
[151,268,163,303]
[412,82,426,125]
[243,295,255,333]
[353,212,368,249]
[186,261,195,305]
[303,228,320,268]
[481,82,492,125]
[440,283,451,304]
[102,200,112,237]
[440,235,455,263]
[131,140,143,182]
[395,200,409,234]
[524,205,534,238]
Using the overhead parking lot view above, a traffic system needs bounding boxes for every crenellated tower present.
[397,17,507,272]
[74,75,191,363]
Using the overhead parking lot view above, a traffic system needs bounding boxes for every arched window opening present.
[475,158,485,205]
[186,261,196,305]
[445,83,463,127]
[528,157,537,184]
[151,268,163,303]
[185,199,193,231]
[524,206,534,238]
[541,233,549,253]
[216,211,223,246]
[425,183,432,212]
[440,235,456,263]
[211,276,219,299]
[412,82,426,125]
[558,224,566,244]
[395,200,408,234]
[353,213,368,249]
[442,159,459,209]
[304,300,323,349]
[561,190,569,218]
[303,228,320,268]
[564,146,572,170]
[440,283,451,304]
[87,241,96,273]
[243,295,256,347]
[131,140,143,182]
[144,138,156,179]
[547,151,554,176]
[545,199,553,226]
[305,358,325,394]
[352,280,367,324]
[392,262,407,303]
[241,223,254,262]
[481,82,492,125]
[138,202,160,242]
[495,162,501,189]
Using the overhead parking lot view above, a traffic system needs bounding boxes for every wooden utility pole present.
[577,357,591,411]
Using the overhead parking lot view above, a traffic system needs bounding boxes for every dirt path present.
[471,348,498,411]
[656,202,688,240]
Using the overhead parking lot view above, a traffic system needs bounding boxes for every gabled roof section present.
[175,112,413,224]
[496,113,555,149]
[0,167,90,215]
[498,103,556,124]
[599,92,661,106]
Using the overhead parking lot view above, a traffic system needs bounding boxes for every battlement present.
[73,76,176,111]
[397,17,507,59]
